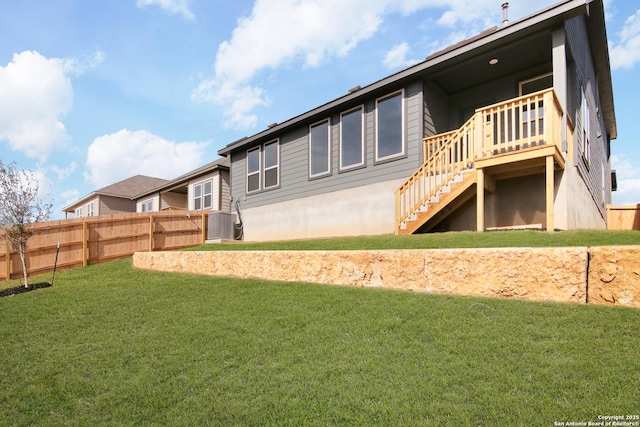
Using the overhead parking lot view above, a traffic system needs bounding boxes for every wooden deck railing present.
[396,89,565,231]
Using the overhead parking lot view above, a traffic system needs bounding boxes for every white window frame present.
[247,140,280,193]
[75,207,83,218]
[247,146,262,193]
[309,119,331,178]
[263,140,280,189]
[141,199,153,212]
[87,202,94,217]
[193,180,213,211]
[519,72,553,96]
[340,105,365,171]
[375,90,405,162]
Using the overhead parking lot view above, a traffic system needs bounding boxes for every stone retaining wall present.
[132,246,640,308]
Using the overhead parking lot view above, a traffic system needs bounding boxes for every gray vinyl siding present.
[566,15,611,214]
[231,81,424,210]
[423,82,449,137]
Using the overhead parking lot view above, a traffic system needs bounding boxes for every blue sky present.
[1,0,639,219]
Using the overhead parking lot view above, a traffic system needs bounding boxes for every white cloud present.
[612,155,640,205]
[193,0,556,130]
[383,43,421,69]
[60,188,80,206]
[50,162,77,180]
[609,9,640,70]
[136,0,194,20]
[85,129,208,188]
[0,51,74,161]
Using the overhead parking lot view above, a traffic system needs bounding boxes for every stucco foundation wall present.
[239,179,405,242]
[134,246,638,308]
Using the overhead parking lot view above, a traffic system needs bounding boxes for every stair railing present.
[395,89,563,232]
[395,114,479,229]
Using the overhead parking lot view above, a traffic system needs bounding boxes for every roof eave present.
[218,0,591,156]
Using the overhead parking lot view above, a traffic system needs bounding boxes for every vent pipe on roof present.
[502,2,509,26]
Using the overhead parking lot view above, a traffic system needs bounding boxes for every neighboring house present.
[218,0,616,242]
[134,157,231,213]
[63,175,168,219]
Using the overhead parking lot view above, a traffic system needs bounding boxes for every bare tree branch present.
[0,160,53,287]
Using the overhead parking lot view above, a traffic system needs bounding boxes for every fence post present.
[149,214,154,252]
[200,212,206,244]
[82,220,88,267]
[4,242,10,281]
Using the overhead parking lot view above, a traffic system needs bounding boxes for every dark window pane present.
[204,194,212,208]
[310,121,330,176]
[265,168,278,188]
[377,93,403,159]
[341,108,363,168]
[194,198,201,210]
[264,141,278,168]
[248,174,260,192]
[194,184,201,198]
[248,148,260,173]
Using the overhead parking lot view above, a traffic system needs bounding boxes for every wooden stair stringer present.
[399,170,478,235]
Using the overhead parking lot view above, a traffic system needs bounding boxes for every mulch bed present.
[0,282,52,298]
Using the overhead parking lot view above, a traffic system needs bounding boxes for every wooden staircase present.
[395,89,566,234]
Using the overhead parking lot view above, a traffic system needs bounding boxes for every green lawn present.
[1,257,638,426]
[189,229,640,251]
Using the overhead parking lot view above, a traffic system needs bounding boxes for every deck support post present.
[476,168,485,232]
[546,155,555,232]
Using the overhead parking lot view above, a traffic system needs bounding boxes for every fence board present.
[607,204,640,230]
[1,211,207,281]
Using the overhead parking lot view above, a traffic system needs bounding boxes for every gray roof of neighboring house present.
[63,175,169,212]
[135,157,230,199]
[219,0,615,156]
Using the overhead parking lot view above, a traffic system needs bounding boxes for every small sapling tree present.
[0,160,53,287]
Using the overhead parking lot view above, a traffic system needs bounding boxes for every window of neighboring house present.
[75,207,82,218]
[340,106,364,170]
[263,140,279,189]
[519,72,553,96]
[194,185,201,210]
[87,202,94,217]
[193,181,212,210]
[247,147,261,193]
[247,140,280,192]
[581,86,591,165]
[376,90,404,161]
[141,199,153,212]
[203,181,213,209]
[309,119,331,178]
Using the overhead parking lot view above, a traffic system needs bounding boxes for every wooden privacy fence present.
[0,211,207,281]
[607,204,640,230]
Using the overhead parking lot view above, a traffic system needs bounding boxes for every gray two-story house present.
[219,0,616,241]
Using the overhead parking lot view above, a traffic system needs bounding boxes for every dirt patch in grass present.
[0,282,52,297]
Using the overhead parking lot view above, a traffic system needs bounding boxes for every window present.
[263,141,279,189]
[519,72,553,96]
[376,91,404,161]
[141,199,153,212]
[581,86,591,165]
[309,119,330,177]
[204,181,212,209]
[87,202,94,217]
[193,181,213,210]
[75,207,82,218]
[340,106,364,170]
[247,147,261,193]
[247,140,279,192]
